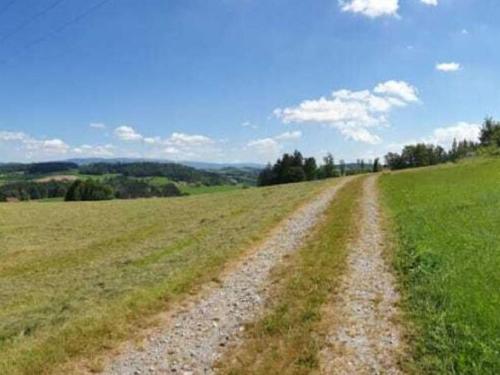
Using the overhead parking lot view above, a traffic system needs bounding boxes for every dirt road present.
[320,175,404,374]
[102,178,352,375]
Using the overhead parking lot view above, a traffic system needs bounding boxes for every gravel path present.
[102,178,351,375]
[320,175,404,374]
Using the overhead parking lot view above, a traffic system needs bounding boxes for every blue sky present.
[1,0,499,163]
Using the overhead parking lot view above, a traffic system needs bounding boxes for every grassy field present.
[217,177,363,374]
[380,158,500,374]
[179,184,245,195]
[0,178,336,374]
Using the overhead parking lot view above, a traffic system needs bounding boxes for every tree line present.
[80,162,231,186]
[0,180,70,202]
[258,151,381,187]
[64,177,182,201]
[0,177,182,202]
[385,117,499,170]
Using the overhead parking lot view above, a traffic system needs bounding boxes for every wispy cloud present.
[436,62,461,72]
[275,131,302,141]
[241,121,258,130]
[89,122,106,130]
[420,0,438,6]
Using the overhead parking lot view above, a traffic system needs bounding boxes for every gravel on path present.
[320,175,405,375]
[102,178,352,375]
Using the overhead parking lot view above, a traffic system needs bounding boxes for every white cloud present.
[420,0,438,6]
[274,80,418,144]
[388,122,481,153]
[247,138,281,160]
[373,80,419,102]
[0,131,27,141]
[429,122,481,147]
[1,131,70,155]
[73,144,114,157]
[275,131,302,141]
[114,125,143,141]
[461,29,469,35]
[436,62,461,72]
[163,146,181,156]
[166,132,215,147]
[340,0,399,18]
[241,121,258,129]
[340,127,382,144]
[111,127,217,160]
[89,122,106,129]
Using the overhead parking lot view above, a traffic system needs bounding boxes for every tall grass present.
[380,158,500,374]
[0,179,335,374]
[217,177,364,374]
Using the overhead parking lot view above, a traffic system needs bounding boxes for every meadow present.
[380,158,500,374]
[0,178,335,374]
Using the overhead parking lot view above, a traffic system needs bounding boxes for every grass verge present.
[380,158,500,374]
[216,176,364,375]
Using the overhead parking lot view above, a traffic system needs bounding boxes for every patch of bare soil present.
[320,175,405,375]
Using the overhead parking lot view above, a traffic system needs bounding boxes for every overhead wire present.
[24,0,112,49]
[0,0,66,43]
[0,0,112,64]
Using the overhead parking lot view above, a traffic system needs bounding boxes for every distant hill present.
[65,158,264,171]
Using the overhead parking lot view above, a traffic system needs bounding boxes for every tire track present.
[101,178,352,375]
[320,175,404,374]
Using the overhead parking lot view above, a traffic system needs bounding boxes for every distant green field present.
[380,158,500,374]
[179,184,244,195]
[0,178,336,374]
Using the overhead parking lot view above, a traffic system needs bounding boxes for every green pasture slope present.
[381,158,500,374]
[0,178,336,374]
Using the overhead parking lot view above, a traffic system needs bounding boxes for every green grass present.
[0,179,336,375]
[217,177,363,375]
[380,158,500,374]
[179,184,244,195]
[143,176,173,187]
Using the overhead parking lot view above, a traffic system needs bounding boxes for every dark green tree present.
[303,157,317,180]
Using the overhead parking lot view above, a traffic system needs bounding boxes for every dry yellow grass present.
[0,179,335,375]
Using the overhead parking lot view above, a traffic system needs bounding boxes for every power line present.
[0,0,18,17]
[0,0,66,44]
[24,0,112,49]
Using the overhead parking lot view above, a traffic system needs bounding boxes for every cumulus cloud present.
[73,144,114,157]
[0,131,27,141]
[373,80,419,102]
[436,62,461,72]
[247,138,281,160]
[428,122,480,147]
[166,132,214,147]
[274,80,418,144]
[111,126,218,160]
[275,131,302,140]
[114,125,143,141]
[421,0,438,5]
[339,0,399,18]
[0,131,70,155]
[388,122,481,153]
